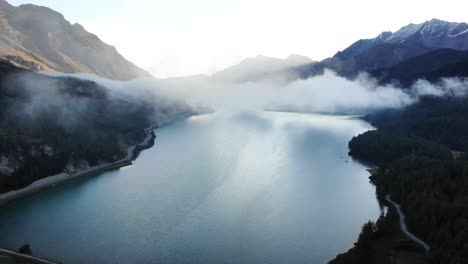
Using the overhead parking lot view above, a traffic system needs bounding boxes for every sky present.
[9,0,468,78]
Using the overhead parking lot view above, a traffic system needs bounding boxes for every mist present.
[0,69,198,175]
[5,71,196,133]
[148,70,467,114]
[411,77,468,97]
[41,69,468,118]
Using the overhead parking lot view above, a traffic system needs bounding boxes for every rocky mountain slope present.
[0,0,149,80]
[296,19,468,81]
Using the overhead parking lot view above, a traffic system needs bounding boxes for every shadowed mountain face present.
[0,0,149,80]
[338,19,468,60]
[372,49,468,86]
[296,19,468,80]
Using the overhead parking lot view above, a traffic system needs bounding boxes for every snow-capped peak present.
[376,31,392,41]
[377,19,468,43]
[383,23,423,42]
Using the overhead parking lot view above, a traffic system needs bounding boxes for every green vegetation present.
[373,158,468,262]
[349,131,452,164]
[339,95,468,263]
[364,96,468,151]
[330,210,426,264]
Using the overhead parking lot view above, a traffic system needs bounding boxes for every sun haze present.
[9,0,468,77]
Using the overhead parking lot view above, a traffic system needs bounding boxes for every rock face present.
[0,155,19,176]
[64,160,91,175]
[0,0,149,80]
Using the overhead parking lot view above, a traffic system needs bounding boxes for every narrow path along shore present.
[0,125,157,207]
[0,125,157,263]
[0,248,60,264]
[386,194,430,254]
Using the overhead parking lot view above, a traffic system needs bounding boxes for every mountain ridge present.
[212,54,313,83]
[0,0,149,80]
[295,18,468,81]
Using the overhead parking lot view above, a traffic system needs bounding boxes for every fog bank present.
[46,69,468,115]
[152,70,467,114]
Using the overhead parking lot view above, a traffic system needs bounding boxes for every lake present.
[0,111,380,264]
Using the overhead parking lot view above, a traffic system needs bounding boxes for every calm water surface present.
[0,111,380,264]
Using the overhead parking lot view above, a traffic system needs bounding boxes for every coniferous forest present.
[337,95,468,263]
[0,61,193,194]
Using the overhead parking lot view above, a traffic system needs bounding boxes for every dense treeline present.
[0,61,193,194]
[330,208,426,264]
[349,131,452,164]
[373,158,468,262]
[343,95,468,263]
[365,96,468,151]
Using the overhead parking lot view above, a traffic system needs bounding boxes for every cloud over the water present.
[46,70,468,115]
[153,70,414,113]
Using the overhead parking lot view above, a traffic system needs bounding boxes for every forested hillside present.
[0,60,193,194]
[340,95,468,263]
[371,49,468,86]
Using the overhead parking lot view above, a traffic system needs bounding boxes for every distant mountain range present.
[209,19,468,87]
[212,54,313,83]
[295,19,468,85]
[0,0,466,87]
[0,0,149,80]
[159,55,313,85]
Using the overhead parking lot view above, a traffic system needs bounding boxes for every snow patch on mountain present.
[449,28,468,38]
[385,23,424,42]
[378,19,468,43]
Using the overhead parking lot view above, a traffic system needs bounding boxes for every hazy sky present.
[10,0,468,77]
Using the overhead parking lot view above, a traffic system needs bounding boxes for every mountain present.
[372,48,468,86]
[427,58,468,81]
[212,54,313,83]
[0,0,149,80]
[375,19,468,49]
[296,19,468,80]
[338,19,468,60]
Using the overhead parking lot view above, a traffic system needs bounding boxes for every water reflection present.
[0,111,379,264]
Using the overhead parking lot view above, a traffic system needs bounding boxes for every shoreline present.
[0,248,60,264]
[1,113,380,264]
[0,125,157,207]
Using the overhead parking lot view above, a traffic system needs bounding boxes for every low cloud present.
[42,69,468,116]
[411,77,468,97]
[150,70,414,113]
[3,71,195,133]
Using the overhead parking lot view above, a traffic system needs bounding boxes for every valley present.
[0,112,381,264]
[1,1,468,263]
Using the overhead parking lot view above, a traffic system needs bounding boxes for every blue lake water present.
[0,111,380,264]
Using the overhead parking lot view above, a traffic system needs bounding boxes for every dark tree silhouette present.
[18,244,32,255]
